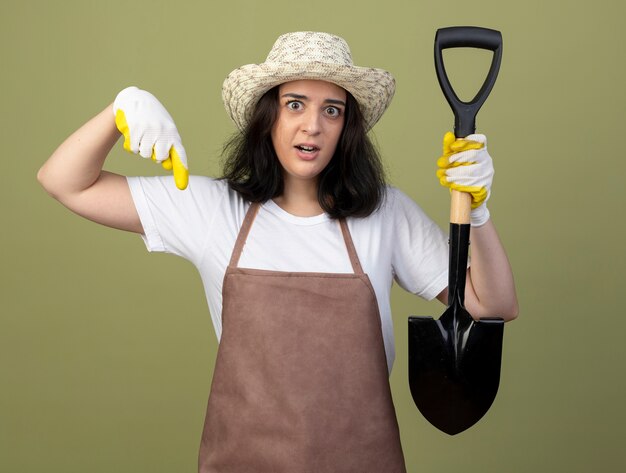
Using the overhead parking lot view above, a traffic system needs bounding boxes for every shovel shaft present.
[447,221,470,310]
[450,190,471,224]
[449,190,471,308]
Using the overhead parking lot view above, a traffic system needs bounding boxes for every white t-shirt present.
[127,175,449,372]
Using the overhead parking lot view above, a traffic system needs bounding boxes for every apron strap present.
[229,201,365,276]
[338,219,365,276]
[229,202,261,268]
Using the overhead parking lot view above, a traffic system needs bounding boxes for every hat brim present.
[222,62,395,132]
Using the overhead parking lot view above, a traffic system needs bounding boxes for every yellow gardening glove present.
[113,86,189,190]
[436,131,494,226]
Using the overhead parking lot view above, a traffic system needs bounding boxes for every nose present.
[301,110,321,135]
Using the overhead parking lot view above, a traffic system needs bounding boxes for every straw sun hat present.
[222,31,396,132]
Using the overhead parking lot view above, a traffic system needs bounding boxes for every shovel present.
[408,26,505,436]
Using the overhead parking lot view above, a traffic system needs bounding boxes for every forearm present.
[37,104,120,198]
[465,219,519,321]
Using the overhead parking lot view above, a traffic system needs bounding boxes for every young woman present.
[38,31,517,473]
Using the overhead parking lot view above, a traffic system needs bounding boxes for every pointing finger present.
[170,146,188,190]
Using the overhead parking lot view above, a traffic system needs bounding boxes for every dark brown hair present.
[220,86,386,219]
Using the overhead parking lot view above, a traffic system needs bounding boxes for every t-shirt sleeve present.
[126,175,226,262]
[388,188,449,301]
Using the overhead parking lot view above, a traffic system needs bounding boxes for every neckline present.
[229,202,364,276]
[263,199,330,226]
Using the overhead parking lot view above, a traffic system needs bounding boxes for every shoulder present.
[129,175,236,201]
[367,186,442,241]
[346,186,421,236]
[185,175,231,195]
[346,186,416,225]
[127,175,251,225]
[375,186,427,220]
[178,176,251,222]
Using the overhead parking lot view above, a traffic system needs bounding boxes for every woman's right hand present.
[113,86,189,190]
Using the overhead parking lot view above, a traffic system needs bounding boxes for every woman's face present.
[271,80,346,186]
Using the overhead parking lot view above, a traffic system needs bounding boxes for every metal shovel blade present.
[408,309,504,435]
[408,219,504,435]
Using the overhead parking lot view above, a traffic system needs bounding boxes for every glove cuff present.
[470,204,490,227]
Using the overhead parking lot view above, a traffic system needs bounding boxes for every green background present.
[2,0,624,471]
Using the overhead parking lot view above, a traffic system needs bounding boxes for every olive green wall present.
[2,0,624,471]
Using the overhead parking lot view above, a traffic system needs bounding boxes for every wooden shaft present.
[450,190,472,224]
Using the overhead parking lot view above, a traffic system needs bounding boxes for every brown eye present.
[287,100,302,110]
[325,106,341,117]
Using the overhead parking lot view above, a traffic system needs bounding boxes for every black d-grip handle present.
[434,26,502,137]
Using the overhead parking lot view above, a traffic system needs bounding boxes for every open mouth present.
[295,145,319,154]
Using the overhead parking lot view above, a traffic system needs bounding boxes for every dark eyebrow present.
[282,93,307,100]
[281,93,346,107]
[325,98,347,107]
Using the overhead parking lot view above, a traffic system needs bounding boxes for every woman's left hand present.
[436,131,493,226]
